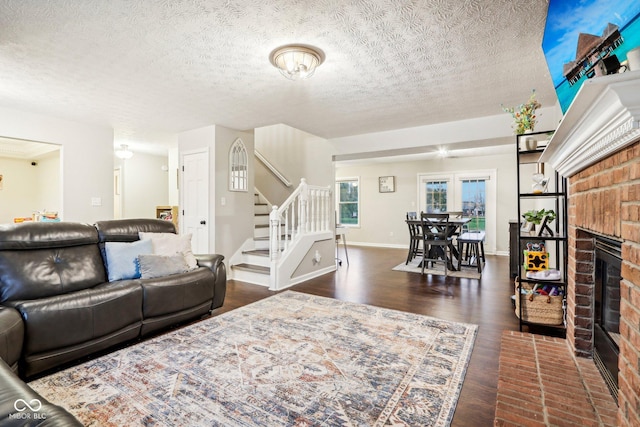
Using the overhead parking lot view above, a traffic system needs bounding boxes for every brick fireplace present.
[542,71,640,427]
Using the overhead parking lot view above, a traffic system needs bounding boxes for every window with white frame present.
[418,169,496,252]
[336,177,359,226]
[229,138,248,191]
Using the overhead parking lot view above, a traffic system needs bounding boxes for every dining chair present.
[446,211,465,241]
[419,212,453,277]
[405,212,423,264]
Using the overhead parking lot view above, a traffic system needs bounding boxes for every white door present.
[181,150,209,253]
[418,169,497,254]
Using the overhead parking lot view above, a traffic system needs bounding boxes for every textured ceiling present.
[0,136,59,159]
[0,0,554,153]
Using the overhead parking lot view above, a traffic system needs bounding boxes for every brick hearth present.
[495,331,618,427]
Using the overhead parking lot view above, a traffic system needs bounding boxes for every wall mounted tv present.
[542,0,640,113]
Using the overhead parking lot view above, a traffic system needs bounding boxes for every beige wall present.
[255,124,334,206]
[115,152,170,220]
[0,106,114,223]
[335,148,517,254]
[178,124,255,259]
[0,154,61,224]
[214,125,255,259]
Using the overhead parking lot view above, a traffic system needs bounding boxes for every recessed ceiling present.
[0,0,555,151]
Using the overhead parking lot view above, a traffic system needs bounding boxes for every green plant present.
[502,90,542,135]
[522,209,556,225]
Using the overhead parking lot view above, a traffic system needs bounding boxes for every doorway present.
[180,149,210,253]
[0,137,61,224]
[417,169,497,253]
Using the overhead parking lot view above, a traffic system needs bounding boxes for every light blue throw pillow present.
[104,239,153,281]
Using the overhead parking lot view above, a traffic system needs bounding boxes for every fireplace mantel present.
[541,71,640,177]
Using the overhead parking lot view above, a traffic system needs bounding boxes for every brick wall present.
[568,141,640,427]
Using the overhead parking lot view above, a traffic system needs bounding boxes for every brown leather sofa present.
[0,219,226,378]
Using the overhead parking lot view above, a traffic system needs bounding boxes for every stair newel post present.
[299,178,309,235]
[269,205,281,261]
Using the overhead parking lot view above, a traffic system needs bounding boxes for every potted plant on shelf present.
[522,209,556,236]
[502,90,542,135]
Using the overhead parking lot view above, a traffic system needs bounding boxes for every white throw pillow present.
[138,232,198,270]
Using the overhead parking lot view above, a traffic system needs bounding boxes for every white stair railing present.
[269,178,332,263]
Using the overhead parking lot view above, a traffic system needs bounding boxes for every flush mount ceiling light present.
[269,44,325,80]
[115,144,133,159]
[437,147,449,158]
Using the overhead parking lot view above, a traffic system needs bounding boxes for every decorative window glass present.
[424,180,448,213]
[461,179,486,231]
[229,138,248,192]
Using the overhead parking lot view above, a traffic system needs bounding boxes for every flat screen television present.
[542,0,640,112]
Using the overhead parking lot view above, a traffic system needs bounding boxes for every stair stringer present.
[269,231,335,291]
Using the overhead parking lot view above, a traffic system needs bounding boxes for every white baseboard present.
[347,241,509,257]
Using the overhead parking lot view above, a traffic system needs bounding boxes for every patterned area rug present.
[392,260,482,279]
[30,291,477,426]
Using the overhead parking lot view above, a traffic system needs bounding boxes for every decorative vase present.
[525,137,537,151]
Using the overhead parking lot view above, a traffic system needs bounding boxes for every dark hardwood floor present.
[218,246,520,427]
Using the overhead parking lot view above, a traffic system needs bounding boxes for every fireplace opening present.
[593,234,621,404]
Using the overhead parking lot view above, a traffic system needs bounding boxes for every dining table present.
[405,216,472,270]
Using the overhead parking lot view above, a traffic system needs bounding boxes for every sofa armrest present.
[0,358,82,426]
[195,254,226,310]
[0,306,23,373]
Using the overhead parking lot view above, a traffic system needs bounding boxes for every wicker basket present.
[514,280,564,326]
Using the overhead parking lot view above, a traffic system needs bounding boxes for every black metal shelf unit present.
[514,130,568,332]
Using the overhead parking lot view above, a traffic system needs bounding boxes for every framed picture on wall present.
[379,176,395,193]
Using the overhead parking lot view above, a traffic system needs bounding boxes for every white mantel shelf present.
[540,70,640,177]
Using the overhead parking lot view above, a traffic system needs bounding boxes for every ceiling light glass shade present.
[269,45,325,80]
[115,144,133,159]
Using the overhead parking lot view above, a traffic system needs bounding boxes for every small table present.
[405,217,471,270]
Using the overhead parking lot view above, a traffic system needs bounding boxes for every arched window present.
[229,138,248,191]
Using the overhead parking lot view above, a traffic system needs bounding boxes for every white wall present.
[0,106,114,222]
[178,125,255,259]
[167,142,179,206]
[335,148,517,254]
[115,152,169,219]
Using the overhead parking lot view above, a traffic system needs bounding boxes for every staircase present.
[230,179,333,290]
[230,193,275,286]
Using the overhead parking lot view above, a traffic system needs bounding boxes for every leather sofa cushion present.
[0,358,82,426]
[0,222,98,250]
[9,281,142,356]
[0,222,106,302]
[0,307,23,371]
[141,268,214,318]
[95,219,176,243]
[0,245,107,303]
